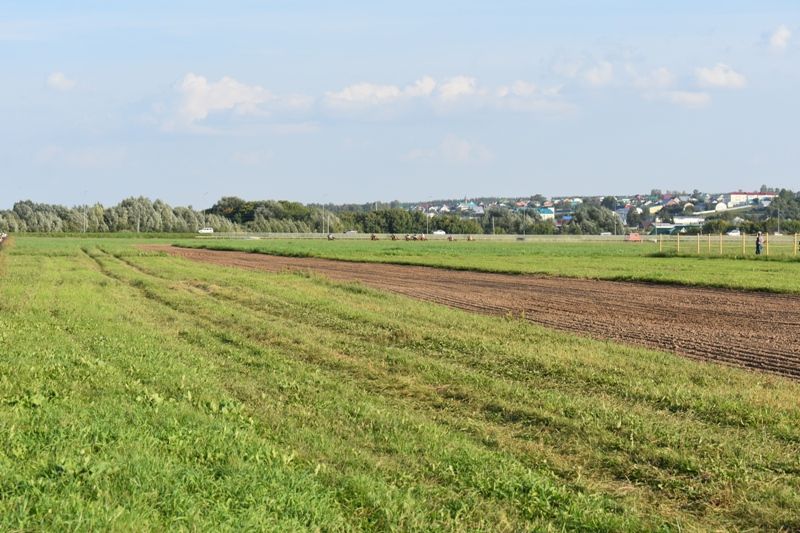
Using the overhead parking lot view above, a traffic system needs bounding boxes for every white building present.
[725,191,777,207]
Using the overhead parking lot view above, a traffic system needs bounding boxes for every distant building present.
[673,216,703,225]
[537,207,555,221]
[725,191,777,207]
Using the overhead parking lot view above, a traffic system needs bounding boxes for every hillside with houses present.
[402,187,796,236]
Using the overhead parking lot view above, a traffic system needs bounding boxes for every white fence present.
[197,232,638,242]
[654,233,799,257]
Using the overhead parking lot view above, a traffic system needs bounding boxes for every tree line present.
[0,198,238,234]
[0,195,625,235]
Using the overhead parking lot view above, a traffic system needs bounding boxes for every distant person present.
[755,232,764,255]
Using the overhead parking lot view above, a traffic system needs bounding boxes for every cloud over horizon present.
[695,63,747,89]
[770,24,792,51]
[406,134,493,164]
[47,72,76,91]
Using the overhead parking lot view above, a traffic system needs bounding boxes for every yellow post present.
[659,234,662,252]
[677,233,680,253]
[742,233,746,256]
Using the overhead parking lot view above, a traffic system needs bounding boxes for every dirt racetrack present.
[149,245,800,380]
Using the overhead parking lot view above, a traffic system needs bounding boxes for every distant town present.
[399,187,795,235]
[1,187,797,235]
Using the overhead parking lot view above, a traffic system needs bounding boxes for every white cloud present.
[177,73,273,123]
[664,91,711,109]
[164,73,574,131]
[441,135,492,162]
[495,81,575,113]
[405,76,437,97]
[47,72,76,91]
[325,75,571,116]
[629,66,675,90]
[325,82,403,106]
[497,80,537,98]
[552,58,583,79]
[584,61,614,86]
[695,63,747,89]
[407,135,492,163]
[438,76,478,101]
[324,76,438,109]
[770,24,791,51]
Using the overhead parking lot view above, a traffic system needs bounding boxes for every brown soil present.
[146,245,800,380]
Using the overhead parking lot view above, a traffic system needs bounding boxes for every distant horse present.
[370,233,379,241]
[327,233,336,241]
[390,234,398,241]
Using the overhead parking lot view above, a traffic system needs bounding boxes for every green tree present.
[601,196,617,210]
[626,208,642,228]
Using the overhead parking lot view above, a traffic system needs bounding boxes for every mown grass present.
[1,237,799,531]
[182,238,800,294]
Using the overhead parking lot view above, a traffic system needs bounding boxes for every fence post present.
[659,234,662,252]
[719,233,722,255]
[742,233,746,256]
[697,233,700,254]
[677,233,680,254]
[766,233,769,256]
[795,233,798,256]
[707,233,711,254]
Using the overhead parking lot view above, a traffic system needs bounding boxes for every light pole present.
[82,190,88,233]
[202,192,209,228]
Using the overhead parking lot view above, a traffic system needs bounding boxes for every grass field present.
[2,237,800,530]
[184,237,800,293]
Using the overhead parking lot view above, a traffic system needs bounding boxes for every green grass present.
[1,236,799,531]
[183,238,800,293]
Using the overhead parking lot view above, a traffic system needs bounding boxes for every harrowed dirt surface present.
[149,245,800,380]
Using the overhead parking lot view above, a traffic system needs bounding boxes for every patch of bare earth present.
[145,245,800,380]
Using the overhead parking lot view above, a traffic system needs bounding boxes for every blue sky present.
[1,1,798,208]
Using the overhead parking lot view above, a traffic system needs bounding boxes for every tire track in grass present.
[116,248,800,529]
[124,248,800,444]
[150,245,800,381]
[85,248,655,530]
